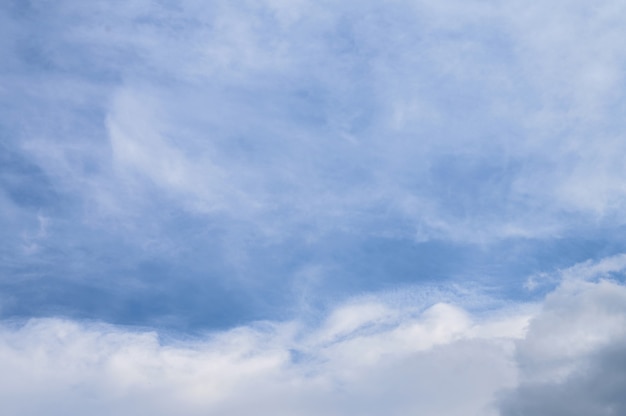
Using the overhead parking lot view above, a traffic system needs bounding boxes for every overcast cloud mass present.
[2,0,626,414]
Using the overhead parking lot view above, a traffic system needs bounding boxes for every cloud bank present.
[1,257,625,416]
[0,295,524,416]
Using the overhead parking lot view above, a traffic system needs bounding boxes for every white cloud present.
[526,252,626,291]
[0,293,527,416]
[1,255,625,415]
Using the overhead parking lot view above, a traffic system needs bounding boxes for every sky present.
[1,0,626,414]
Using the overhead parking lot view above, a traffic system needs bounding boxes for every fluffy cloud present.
[500,338,626,416]
[1,260,625,416]
[0,298,524,416]
[499,257,626,415]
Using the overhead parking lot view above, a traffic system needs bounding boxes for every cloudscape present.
[2,0,626,414]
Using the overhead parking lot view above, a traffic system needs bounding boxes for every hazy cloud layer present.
[8,0,626,237]
[2,0,626,327]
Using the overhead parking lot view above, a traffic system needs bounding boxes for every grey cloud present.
[500,340,626,416]
[499,277,626,416]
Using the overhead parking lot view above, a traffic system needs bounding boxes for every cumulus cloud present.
[1,263,625,416]
[500,338,626,416]
[0,295,525,416]
[499,258,626,415]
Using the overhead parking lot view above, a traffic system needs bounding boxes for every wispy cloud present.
[6,0,626,243]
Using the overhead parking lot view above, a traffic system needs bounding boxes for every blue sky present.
[2,0,626,414]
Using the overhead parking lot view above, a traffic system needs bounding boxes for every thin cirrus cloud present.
[7,0,626,236]
[2,0,626,414]
[3,0,626,327]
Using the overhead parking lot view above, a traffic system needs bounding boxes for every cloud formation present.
[500,277,626,415]
[6,0,626,241]
[2,2,626,413]
[1,260,625,416]
[0,294,524,416]
[3,0,626,327]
